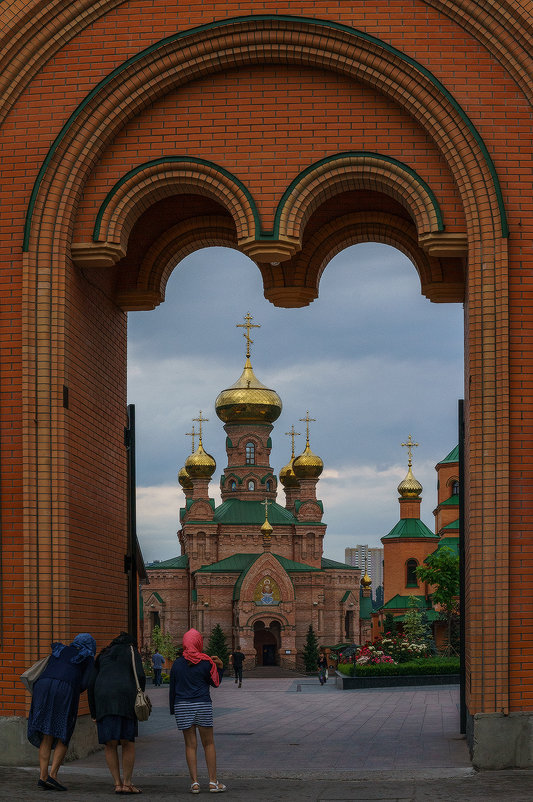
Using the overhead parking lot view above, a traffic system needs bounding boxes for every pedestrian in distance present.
[27,632,96,792]
[318,652,328,685]
[151,650,165,686]
[169,628,226,794]
[229,646,245,688]
[88,632,145,795]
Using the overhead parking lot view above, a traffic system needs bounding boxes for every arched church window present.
[266,480,272,492]
[406,559,419,587]
[230,480,237,491]
[452,480,459,496]
[248,480,255,491]
[245,442,255,464]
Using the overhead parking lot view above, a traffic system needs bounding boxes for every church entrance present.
[253,620,280,666]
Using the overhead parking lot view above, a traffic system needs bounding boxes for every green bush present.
[337,662,353,676]
[354,657,460,676]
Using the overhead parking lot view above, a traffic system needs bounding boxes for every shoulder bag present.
[20,654,50,693]
[130,645,152,721]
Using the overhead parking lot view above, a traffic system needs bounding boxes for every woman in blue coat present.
[27,632,96,791]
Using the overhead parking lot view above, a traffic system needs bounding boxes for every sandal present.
[122,786,142,794]
[209,781,227,793]
[190,782,200,794]
[115,785,124,795]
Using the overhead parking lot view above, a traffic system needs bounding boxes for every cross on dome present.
[299,411,316,446]
[236,312,261,359]
[285,424,301,457]
[193,410,208,445]
[185,424,197,453]
[401,434,419,466]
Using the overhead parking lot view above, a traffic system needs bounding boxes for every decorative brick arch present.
[71,158,257,271]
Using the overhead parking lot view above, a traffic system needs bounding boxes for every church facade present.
[142,319,360,668]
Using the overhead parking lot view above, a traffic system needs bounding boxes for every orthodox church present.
[141,316,360,668]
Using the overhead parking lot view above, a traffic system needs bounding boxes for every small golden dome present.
[185,443,216,479]
[293,442,323,479]
[215,358,282,424]
[260,517,273,538]
[178,466,193,490]
[361,572,372,589]
[397,465,422,498]
[279,458,300,488]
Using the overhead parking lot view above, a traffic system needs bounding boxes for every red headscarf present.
[182,628,220,686]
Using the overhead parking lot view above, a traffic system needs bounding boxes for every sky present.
[128,243,464,565]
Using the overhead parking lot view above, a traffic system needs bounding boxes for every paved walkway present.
[4,677,533,799]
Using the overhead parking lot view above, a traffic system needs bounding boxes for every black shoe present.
[37,779,51,790]
[46,777,67,791]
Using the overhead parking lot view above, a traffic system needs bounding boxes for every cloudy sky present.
[128,243,464,564]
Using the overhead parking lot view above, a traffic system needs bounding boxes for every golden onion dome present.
[293,442,323,479]
[361,572,372,589]
[279,458,300,488]
[215,358,282,424]
[260,516,273,538]
[178,466,193,490]
[397,465,422,498]
[185,443,216,479]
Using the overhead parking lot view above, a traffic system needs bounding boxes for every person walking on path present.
[317,652,328,685]
[169,628,226,794]
[151,651,165,686]
[229,647,245,688]
[88,632,146,795]
[27,632,96,792]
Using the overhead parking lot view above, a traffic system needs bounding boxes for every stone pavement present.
[4,677,533,800]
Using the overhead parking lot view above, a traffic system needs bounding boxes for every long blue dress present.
[27,645,93,748]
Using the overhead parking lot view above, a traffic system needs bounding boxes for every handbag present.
[130,645,152,721]
[20,654,50,693]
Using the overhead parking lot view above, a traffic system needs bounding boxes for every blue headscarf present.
[51,633,97,664]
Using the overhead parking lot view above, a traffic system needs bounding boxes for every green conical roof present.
[381,518,439,540]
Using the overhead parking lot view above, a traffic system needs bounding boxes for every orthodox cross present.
[299,410,316,446]
[261,498,270,520]
[401,434,419,466]
[285,424,301,457]
[185,424,197,453]
[193,411,208,445]
[236,312,261,358]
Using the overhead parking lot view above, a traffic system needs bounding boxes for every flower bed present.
[336,657,460,688]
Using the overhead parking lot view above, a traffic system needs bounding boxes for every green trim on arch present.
[272,152,445,237]
[92,156,261,241]
[23,13,508,251]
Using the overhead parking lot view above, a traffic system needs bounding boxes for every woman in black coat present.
[88,632,145,795]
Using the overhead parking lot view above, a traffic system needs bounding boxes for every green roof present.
[439,445,459,464]
[321,557,359,570]
[382,518,439,540]
[441,495,459,506]
[443,519,459,530]
[380,594,432,611]
[213,498,297,525]
[435,537,459,557]
[340,590,350,603]
[146,555,189,569]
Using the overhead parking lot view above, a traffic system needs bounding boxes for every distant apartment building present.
[345,544,383,600]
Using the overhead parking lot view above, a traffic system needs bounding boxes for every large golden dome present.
[215,357,282,424]
[293,442,323,479]
[361,572,372,589]
[178,466,193,490]
[397,465,422,498]
[185,443,216,479]
[279,458,300,488]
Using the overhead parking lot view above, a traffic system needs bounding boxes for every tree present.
[206,623,230,667]
[151,625,178,662]
[416,545,460,654]
[383,613,398,636]
[302,624,320,673]
[402,595,428,642]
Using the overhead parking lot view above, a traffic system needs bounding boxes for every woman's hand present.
[212,656,223,669]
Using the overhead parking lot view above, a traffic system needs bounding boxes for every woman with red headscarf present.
[169,628,226,794]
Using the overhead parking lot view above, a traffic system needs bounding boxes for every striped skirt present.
[174,700,213,730]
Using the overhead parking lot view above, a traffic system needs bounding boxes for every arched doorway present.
[253,620,280,666]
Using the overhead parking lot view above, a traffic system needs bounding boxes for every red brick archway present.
[1,4,531,769]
